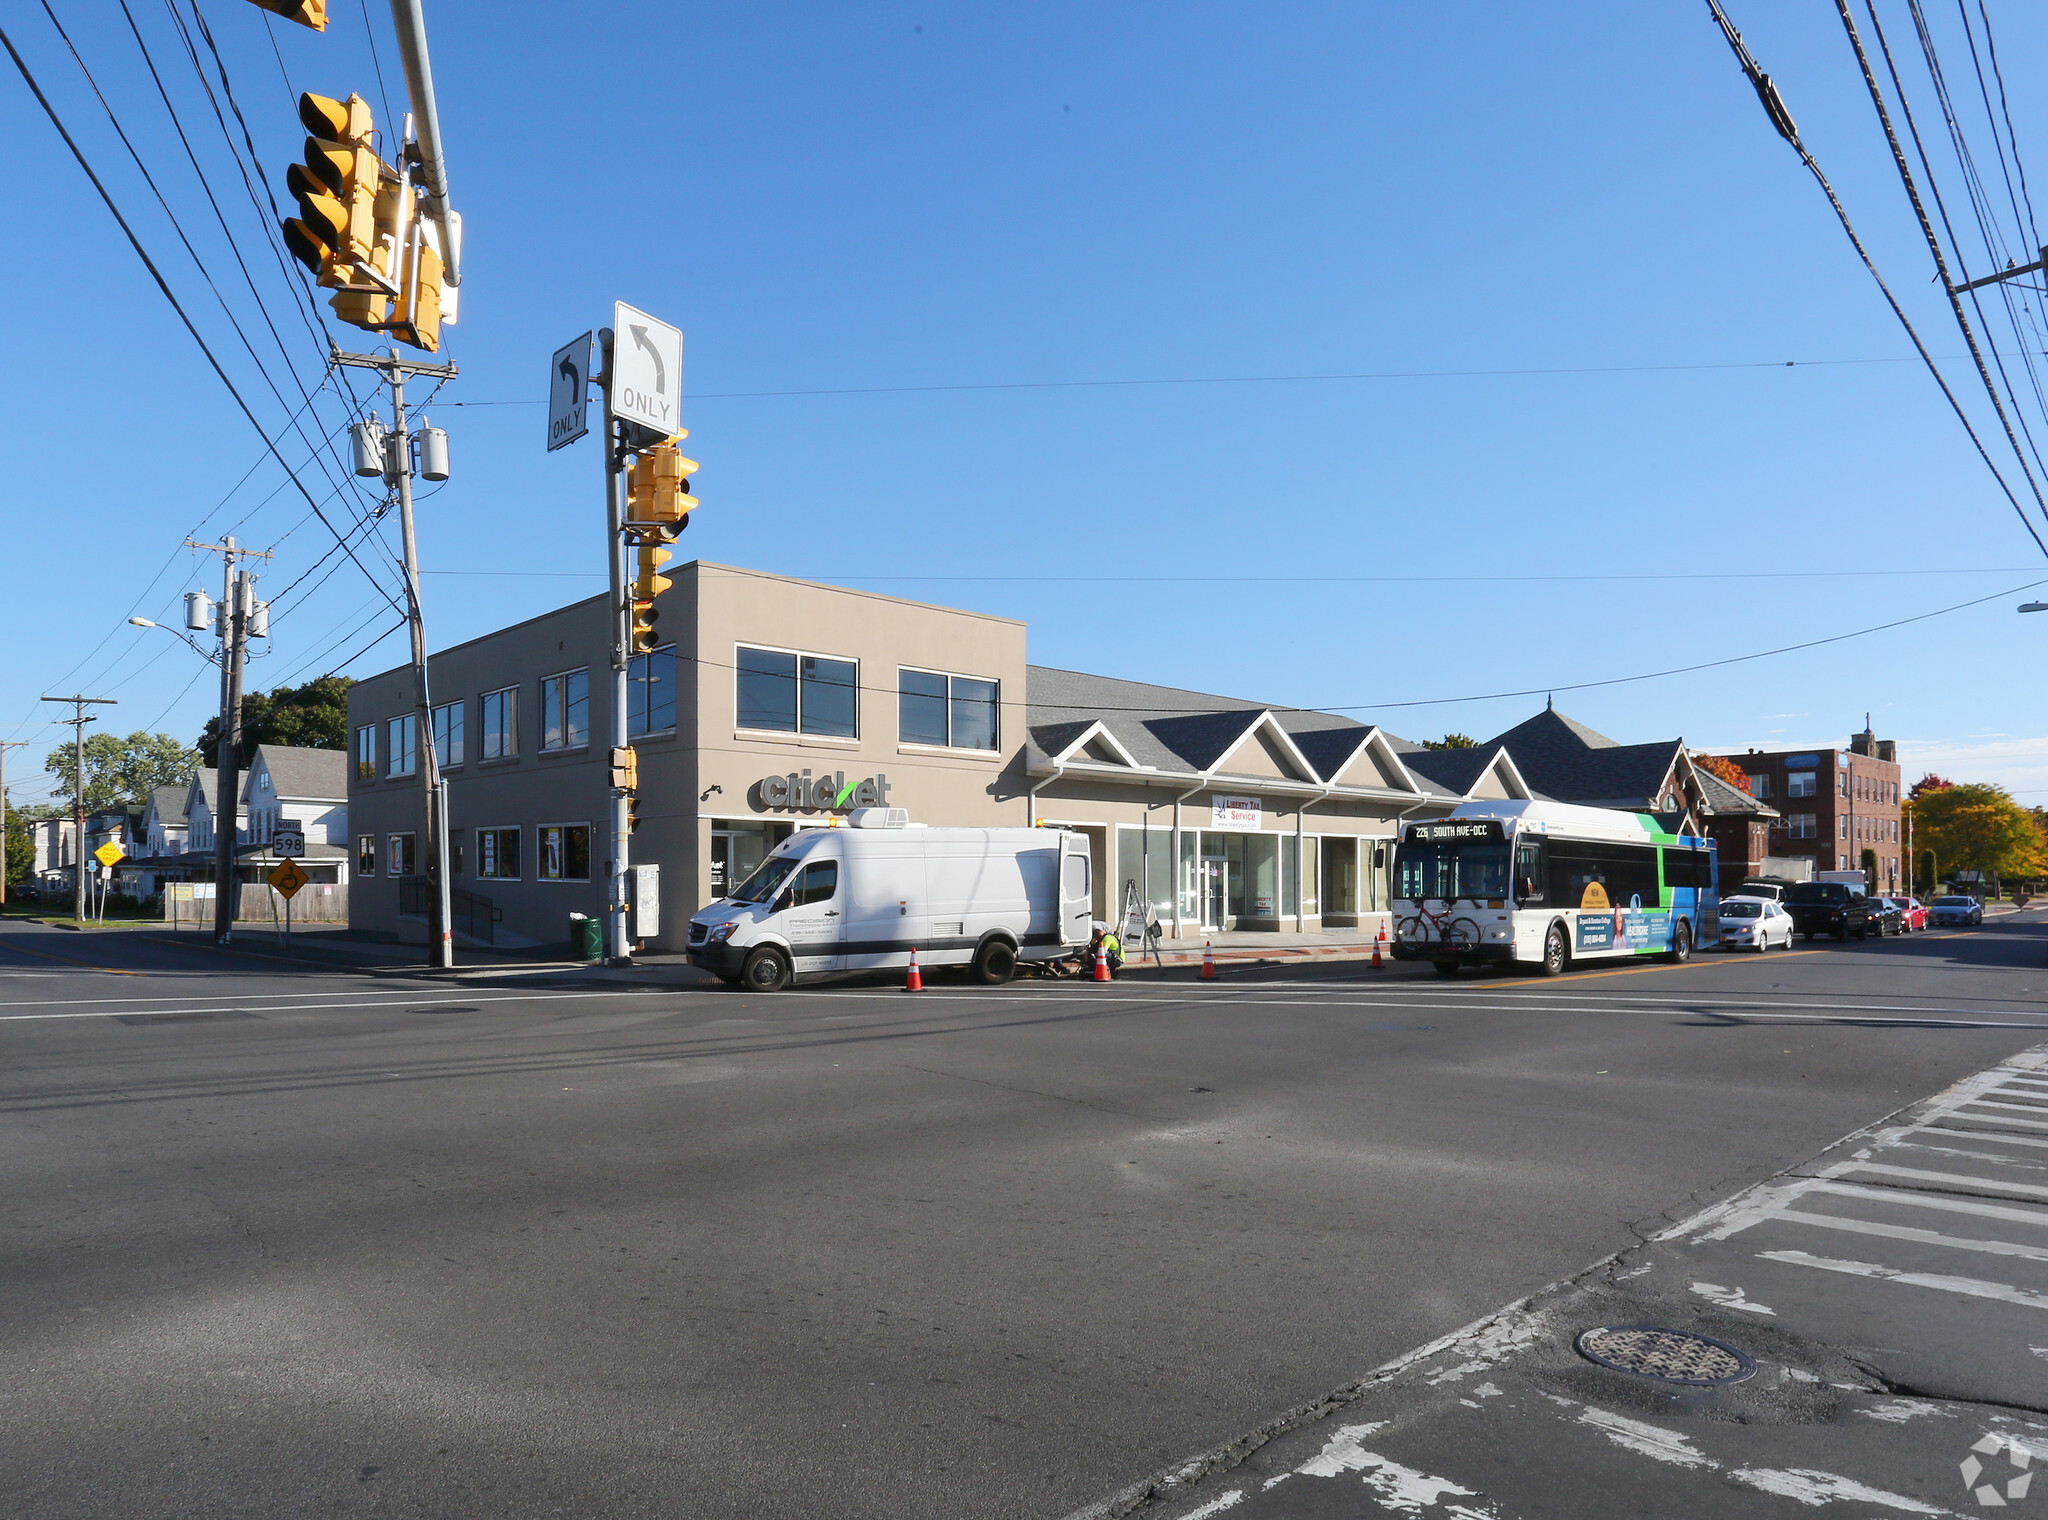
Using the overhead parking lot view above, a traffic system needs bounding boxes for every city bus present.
[1389,800,1718,976]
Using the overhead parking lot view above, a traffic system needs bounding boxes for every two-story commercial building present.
[346,562,1514,953]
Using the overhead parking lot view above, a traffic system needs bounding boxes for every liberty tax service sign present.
[1211,796,1262,830]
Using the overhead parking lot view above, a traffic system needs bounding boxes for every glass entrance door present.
[1201,857,1233,930]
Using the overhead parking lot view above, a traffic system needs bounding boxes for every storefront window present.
[1178,829,1198,923]
[1322,838,1356,915]
[1244,834,1278,919]
[1116,826,1176,926]
[1299,837,1318,917]
[711,820,790,899]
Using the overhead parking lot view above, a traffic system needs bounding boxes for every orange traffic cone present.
[1093,943,1111,982]
[1371,928,1384,970]
[1200,940,1217,979]
[905,948,923,993]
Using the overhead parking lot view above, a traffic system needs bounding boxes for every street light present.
[129,615,224,668]
[2021,602,2048,613]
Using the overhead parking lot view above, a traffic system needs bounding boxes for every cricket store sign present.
[755,769,893,814]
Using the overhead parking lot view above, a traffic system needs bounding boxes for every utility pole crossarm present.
[1952,250,2048,296]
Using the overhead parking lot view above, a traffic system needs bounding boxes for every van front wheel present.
[971,939,1017,985]
[740,947,791,992]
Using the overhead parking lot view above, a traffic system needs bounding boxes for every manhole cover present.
[1575,1325,1755,1385]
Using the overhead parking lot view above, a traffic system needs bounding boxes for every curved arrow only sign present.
[611,303,682,435]
[548,332,591,452]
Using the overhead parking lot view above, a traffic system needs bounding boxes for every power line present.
[0,18,408,622]
[1835,0,2048,537]
[429,352,1955,408]
[416,564,2045,584]
[1702,0,2048,559]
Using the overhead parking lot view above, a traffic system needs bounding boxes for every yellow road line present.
[0,937,145,977]
[1509,948,1832,987]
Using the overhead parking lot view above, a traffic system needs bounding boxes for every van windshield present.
[729,853,798,903]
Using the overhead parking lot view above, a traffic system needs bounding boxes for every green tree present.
[1422,733,1478,750]
[196,675,354,765]
[1910,783,2047,888]
[3,791,38,889]
[42,731,199,814]
[1859,847,1878,893]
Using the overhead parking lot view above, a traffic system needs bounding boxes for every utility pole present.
[187,538,272,945]
[335,344,458,968]
[40,696,116,923]
[0,739,26,907]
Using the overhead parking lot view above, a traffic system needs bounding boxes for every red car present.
[1884,897,1927,932]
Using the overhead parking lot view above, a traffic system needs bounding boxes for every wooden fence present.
[164,882,348,925]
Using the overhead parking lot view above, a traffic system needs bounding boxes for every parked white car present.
[1719,895,1793,952]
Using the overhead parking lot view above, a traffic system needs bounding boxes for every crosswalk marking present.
[1755,1249,2048,1310]
[1838,1161,2048,1199]
[1770,1208,2048,1263]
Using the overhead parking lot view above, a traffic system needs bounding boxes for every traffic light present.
[390,233,445,352]
[246,0,328,29]
[329,171,408,330]
[629,541,671,653]
[282,93,379,282]
[609,746,639,792]
[627,793,642,834]
[626,441,699,537]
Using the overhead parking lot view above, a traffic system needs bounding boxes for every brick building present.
[1724,721,1903,892]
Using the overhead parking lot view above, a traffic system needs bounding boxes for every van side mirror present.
[1373,847,1386,868]
[773,889,794,912]
[1518,876,1539,899]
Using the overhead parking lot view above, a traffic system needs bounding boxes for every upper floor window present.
[1787,771,1817,798]
[387,714,417,778]
[1747,774,1771,799]
[541,669,589,751]
[629,646,677,737]
[1787,814,1817,839]
[481,686,517,760]
[898,669,1000,750]
[432,700,465,769]
[1839,771,1852,798]
[355,724,376,781]
[735,645,856,737]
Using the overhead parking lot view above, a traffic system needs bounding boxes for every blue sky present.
[5,1,2048,806]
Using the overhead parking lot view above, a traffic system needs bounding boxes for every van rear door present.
[1059,834,1092,946]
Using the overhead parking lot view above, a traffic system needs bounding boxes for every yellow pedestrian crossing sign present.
[93,840,125,868]
[268,859,309,898]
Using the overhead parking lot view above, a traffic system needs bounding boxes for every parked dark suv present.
[1785,881,1880,941]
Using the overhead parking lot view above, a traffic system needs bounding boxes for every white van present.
[687,811,1094,990]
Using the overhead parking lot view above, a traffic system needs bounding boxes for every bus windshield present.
[1394,839,1511,901]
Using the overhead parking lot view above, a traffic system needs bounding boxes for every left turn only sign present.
[548,332,590,452]
[610,302,682,436]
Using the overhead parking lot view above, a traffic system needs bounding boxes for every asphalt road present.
[1,914,2042,1518]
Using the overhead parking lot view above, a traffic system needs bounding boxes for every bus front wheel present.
[1540,924,1569,976]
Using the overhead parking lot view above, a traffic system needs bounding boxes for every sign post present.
[268,858,308,946]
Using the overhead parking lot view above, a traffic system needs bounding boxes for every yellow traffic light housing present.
[629,541,671,654]
[626,442,699,537]
[391,234,445,352]
[609,746,639,792]
[282,94,378,280]
[247,0,328,30]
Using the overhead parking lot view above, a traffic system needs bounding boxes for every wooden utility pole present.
[40,696,117,923]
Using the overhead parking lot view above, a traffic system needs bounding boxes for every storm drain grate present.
[1575,1325,1755,1385]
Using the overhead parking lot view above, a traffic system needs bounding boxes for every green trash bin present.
[570,912,603,962]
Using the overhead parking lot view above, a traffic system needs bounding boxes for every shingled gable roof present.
[1481,705,1685,810]
[185,767,221,815]
[1396,744,1534,802]
[242,744,347,802]
[1695,767,1779,818]
[145,783,189,828]
[1024,665,1421,792]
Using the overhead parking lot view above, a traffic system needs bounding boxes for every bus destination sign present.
[1406,820,1506,843]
